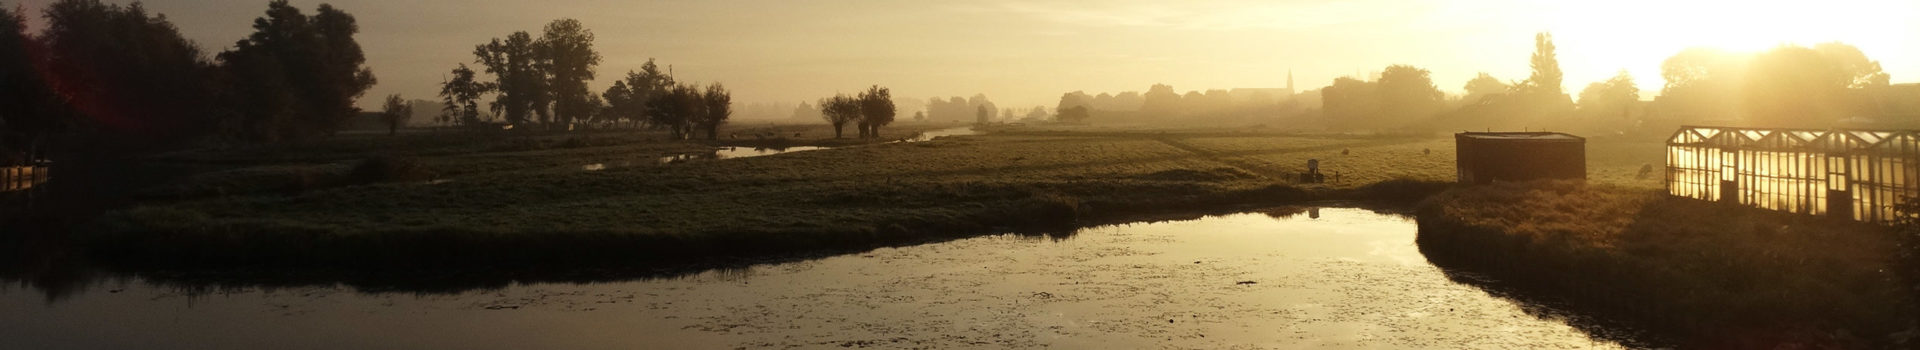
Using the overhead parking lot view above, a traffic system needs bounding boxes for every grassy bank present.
[1416,181,1916,347]
[84,126,1466,270]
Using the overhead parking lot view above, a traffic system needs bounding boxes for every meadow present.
[94,123,1489,269]
[1417,181,1915,347]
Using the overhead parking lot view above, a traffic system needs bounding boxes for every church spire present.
[1286,69,1295,94]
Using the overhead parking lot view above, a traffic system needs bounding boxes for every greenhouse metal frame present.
[1667,126,1920,222]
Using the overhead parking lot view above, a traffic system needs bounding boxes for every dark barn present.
[1455,132,1586,184]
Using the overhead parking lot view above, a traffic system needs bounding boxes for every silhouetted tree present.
[912,111,925,122]
[1745,46,1852,126]
[1578,70,1639,121]
[1519,32,1563,97]
[857,85,895,138]
[975,104,989,125]
[1652,43,1882,127]
[1057,91,1091,114]
[1462,72,1509,104]
[220,0,377,142]
[792,100,822,121]
[1656,47,1746,122]
[1025,106,1049,120]
[381,94,412,136]
[1058,105,1090,123]
[0,7,63,155]
[606,59,675,129]
[969,94,997,122]
[41,0,222,153]
[1321,77,1378,130]
[1142,83,1181,117]
[540,19,599,128]
[475,31,548,127]
[439,63,493,126]
[1813,42,1890,89]
[820,94,861,138]
[694,83,731,140]
[1377,64,1444,124]
[648,84,703,138]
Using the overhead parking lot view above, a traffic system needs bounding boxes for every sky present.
[10,0,1919,110]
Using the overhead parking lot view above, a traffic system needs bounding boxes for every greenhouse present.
[1667,126,1920,222]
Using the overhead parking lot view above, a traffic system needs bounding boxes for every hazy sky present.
[12,0,1919,109]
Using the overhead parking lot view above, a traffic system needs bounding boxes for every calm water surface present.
[0,208,1624,349]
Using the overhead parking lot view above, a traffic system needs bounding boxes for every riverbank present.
[71,126,1494,271]
[1415,181,1917,348]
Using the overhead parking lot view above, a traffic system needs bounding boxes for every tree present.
[857,85,895,138]
[439,63,493,126]
[475,31,548,127]
[539,19,599,128]
[1377,64,1444,124]
[792,101,821,121]
[1520,32,1563,96]
[1057,91,1091,113]
[1321,77,1379,130]
[1578,70,1640,121]
[41,0,222,153]
[1025,106,1048,120]
[975,104,989,125]
[820,94,861,138]
[220,0,378,142]
[1813,42,1890,89]
[1744,46,1851,126]
[1057,106,1090,123]
[1462,72,1509,104]
[694,83,731,140]
[1142,83,1181,117]
[647,84,702,138]
[913,111,925,122]
[380,94,412,136]
[0,7,63,155]
[605,59,675,129]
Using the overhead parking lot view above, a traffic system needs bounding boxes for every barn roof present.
[1456,132,1584,141]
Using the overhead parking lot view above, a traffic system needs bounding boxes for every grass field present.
[91,125,1457,268]
[86,125,1680,270]
[1417,181,1915,347]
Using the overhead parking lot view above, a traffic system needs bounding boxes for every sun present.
[1543,0,1917,94]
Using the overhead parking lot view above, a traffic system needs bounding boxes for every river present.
[0,207,1629,349]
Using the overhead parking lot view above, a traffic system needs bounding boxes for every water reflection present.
[657,146,829,164]
[0,207,1633,349]
[645,127,977,167]
[900,126,977,142]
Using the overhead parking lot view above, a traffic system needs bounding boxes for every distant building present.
[1666,126,1920,222]
[1455,132,1586,184]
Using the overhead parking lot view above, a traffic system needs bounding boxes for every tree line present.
[0,0,376,162]
[1044,31,1911,133]
[1054,84,1309,124]
[435,21,733,139]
